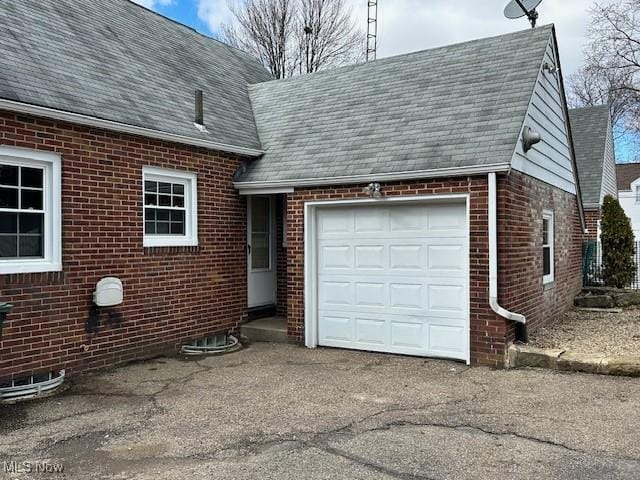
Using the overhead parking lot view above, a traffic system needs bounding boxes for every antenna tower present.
[366,1,377,62]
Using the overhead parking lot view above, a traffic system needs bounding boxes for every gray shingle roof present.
[237,25,554,186]
[569,105,612,205]
[0,0,272,151]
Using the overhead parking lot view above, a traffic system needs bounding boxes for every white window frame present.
[142,166,198,247]
[542,209,554,284]
[0,146,62,274]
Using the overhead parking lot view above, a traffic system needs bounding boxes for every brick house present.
[1,0,586,382]
[568,106,618,240]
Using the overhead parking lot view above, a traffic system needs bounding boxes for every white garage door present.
[315,201,469,361]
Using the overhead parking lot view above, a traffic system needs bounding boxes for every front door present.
[247,196,277,308]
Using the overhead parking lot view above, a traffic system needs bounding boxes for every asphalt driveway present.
[1,343,640,480]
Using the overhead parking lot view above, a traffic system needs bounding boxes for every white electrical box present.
[94,277,123,307]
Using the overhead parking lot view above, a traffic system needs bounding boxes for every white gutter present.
[488,172,526,324]
[234,162,511,190]
[0,99,264,157]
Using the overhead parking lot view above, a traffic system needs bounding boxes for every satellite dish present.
[504,0,542,28]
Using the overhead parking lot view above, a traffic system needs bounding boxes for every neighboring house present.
[616,163,640,239]
[568,106,618,240]
[0,0,585,380]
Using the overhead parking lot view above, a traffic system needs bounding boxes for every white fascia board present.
[234,162,511,191]
[0,99,264,157]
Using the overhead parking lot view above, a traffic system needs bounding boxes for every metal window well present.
[0,370,65,404]
[181,333,240,356]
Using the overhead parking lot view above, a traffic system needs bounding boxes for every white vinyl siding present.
[511,38,576,194]
[600,120,618,201]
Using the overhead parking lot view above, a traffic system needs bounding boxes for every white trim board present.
[235,163,510,191]
[303,193,471,365]
[0,99,264,157]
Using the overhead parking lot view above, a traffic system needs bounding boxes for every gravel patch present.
[530,308,640,356]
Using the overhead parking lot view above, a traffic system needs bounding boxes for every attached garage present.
[304,197,470,363]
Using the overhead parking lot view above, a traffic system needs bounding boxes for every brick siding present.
[0,111,249,381]
[275,195,287,317]
[284,171,583,366]
[583,209,600,241]
[497,172,583,335]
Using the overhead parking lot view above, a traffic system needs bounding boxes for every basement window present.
[0,147,61,274]
[542,210,554,284]
[142,167,198,247]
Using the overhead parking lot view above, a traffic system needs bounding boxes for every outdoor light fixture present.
[363,182,382,198]
[522,125,542,152]
[542,62,559,75]
[0,302,13,340]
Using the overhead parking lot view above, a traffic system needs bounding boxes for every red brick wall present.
[497,171,583,335]
[285,172,583,366]
[0,111,249,381]
[275,195,287,317]
[583,209,600,241]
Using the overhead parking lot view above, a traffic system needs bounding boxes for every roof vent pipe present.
[195,89,204,126]
[488,172,527,343]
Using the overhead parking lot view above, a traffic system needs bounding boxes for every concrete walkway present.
[1,343,640,479]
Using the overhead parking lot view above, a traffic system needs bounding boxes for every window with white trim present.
[635,186,640,204]
[0,146,61,274]
[542,210,554,284]
[142,167,197,247]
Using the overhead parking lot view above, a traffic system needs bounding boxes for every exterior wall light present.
[363,182,382,198]
[522,125,542,152]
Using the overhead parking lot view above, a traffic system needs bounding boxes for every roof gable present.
[510,36,576,195]
[569,105,614,205]
[238,26,554,186]
[0,0,272,151]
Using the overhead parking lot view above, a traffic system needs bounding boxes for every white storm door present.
[247,196,277,308]
[315,201,469,361]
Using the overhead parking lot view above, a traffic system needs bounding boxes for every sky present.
[132,0,634,160]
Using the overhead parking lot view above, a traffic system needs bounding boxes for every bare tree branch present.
[569,0,640,149]
[221,0,365,78]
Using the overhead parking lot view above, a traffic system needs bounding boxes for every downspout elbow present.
[488,173,527,342]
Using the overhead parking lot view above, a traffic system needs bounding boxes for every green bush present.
[601,194,636,288]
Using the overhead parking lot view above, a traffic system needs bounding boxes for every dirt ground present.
[529,308,640,356]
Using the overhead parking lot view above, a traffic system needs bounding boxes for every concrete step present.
[241,316,288,343]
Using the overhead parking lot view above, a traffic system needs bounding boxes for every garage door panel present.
[355,245,386,269]
[390,205,428,232]
[319,315,353,342]
[427,203,466,231]
[428,285,467,314]
[390,283,424,309]
[428,325,466,355]
[319,209,354,234]
[427,245,466,272]
[354,282,386,307]
[390,321,425,349]
[315,201,469,361]
[389,245,425,272]
[355,317,386,345]
[319,281,353,306]
[355,208,388,232]
[320,245,352,269]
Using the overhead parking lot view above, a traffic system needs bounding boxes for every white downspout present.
[488,173,526,325]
